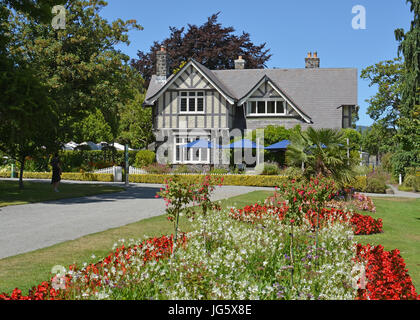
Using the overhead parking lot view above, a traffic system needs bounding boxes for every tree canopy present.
[131,12,272,87]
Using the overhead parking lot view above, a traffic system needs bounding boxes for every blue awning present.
[222,139,265,149]
[181,139,222,149]
[265,140,291,150]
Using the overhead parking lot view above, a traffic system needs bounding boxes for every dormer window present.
[247,99,286,116]
[179,91,205,113]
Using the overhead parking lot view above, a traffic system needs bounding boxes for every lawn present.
[0,190,272,294]
[0,180,124,207]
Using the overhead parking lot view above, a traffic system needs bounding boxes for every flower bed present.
[355,244,420,300]
[229,203,382,236]
[0,178,415,300]
[326,193,376,213]
[0,234,187,300]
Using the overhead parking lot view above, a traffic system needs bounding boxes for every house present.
[144,47,358,168]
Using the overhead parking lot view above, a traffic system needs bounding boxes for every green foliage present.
[286,127,356,187]
[129,173,290,187]
[134,150,156,168]
[71,109,113,143]
[209,168,229,175]
[360,58,403,131]
[0,171,113,182]
[117,91,154,149]
[341,128,362,150]
[380,153,394,174]
[401,167,420,192]
[8,0,144,144]
[58,150,137,172]
[172,164,191,174]
[255,162,280,175]
[393,1,420,172]
[365,178,387,194]
[142,163,171,174]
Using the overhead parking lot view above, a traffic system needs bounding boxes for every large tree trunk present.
[18,157,25,189]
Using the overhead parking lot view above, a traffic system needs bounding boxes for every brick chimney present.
[156,46,168,82]
[234,56,245,69]
[305,52,320,68]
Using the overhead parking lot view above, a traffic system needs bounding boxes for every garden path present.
[0,180,273,259]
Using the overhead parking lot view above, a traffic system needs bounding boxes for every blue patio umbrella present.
[265,140,291,150]
[222,139,265,149]
[181,139,221,149]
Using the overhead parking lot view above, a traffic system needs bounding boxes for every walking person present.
[51,153,62,192]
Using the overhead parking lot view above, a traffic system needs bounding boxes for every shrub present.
[134,150,155,168]
[0,171,113,182]
[142,163,171,174]
[365,177,387,194]
[209,168,229,175]
[172,164,190,174]
[401,173,420,192]
[129,173,289,187]
[255,162,280,175]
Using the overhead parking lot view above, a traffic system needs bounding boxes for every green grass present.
[357,197,420,290]
[0,190,272,294]
[0,180,124,207]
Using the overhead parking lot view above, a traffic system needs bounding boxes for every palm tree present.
[286,127,356,186]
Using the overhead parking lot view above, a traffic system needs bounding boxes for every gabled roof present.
[237,74,312,123]
[144,59,235,106]
[144,60,358,126]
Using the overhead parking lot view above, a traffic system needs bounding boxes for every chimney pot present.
[305,51,320,69]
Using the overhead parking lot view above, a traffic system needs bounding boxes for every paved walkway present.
[0,179,273,259]
[361,184,420,199]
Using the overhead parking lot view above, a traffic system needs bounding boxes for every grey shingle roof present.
[144,60,358,127]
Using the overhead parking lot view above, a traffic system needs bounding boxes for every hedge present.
[129,174,290,187]
[0,170,369,190]
[0,171,113,182]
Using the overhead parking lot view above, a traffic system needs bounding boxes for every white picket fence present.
[93,166,116,174]
[129,166,147,175]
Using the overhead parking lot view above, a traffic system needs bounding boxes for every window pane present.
[267,101,275,113]
[250,101,256,114]
[193,149,200,161]
[197,98,204,112]
[189,98,195,112]
[201,148,208,162]
[186,148,192,161]
[180,98,187,112]
[276,101,285,114]
[176,146,181,161]
[181,92,187,96]
[257,101,265,114]
[197,92,204,96]
[188,92,196,96]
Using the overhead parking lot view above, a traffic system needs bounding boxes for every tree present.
[0,1,58,189]
[360,58,403,131]
[394,0,420,174]
[71,108,113,143]
[286,127,356,186]
[117,90,154,149]
[131,12,271,87]
[0,64,57,188]
[9,0,144,145]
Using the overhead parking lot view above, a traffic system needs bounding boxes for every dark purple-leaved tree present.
[131,12,271,87]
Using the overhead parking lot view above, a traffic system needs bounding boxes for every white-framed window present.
[174,136,210,164]
[247,99,286,116]
[179,91,205,113]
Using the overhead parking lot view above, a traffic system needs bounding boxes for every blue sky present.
[99,0,413,126]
